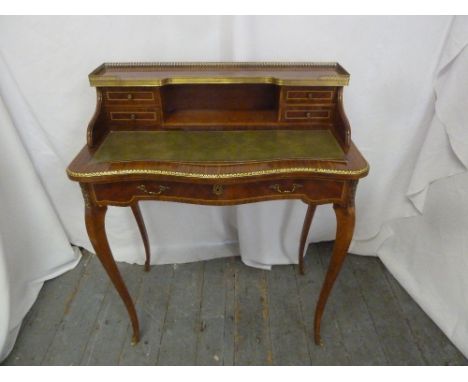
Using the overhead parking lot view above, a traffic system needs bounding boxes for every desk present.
[67,62,369,346]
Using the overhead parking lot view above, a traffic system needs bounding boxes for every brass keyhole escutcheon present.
[213,184,223,196]
[127,94,133,100]
[130,113,136,120]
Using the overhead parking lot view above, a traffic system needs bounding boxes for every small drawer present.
[105,106,161,128]
[282,87,336,104]
[105,91,156,103]
[110,111,158,121]
[281,106,332,121]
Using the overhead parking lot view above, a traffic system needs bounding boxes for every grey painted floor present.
[3,242,467,366]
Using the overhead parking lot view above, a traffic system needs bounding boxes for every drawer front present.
[110,111,158,121]
[281,106,333,122]
[282,87,336,104]
[92,179,344,206]
[104,88,159,105]
[105,106,161,127]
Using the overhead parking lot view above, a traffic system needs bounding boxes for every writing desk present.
[67,62,369,346]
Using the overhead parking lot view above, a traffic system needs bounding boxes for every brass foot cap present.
[314,336,323,347]
[131,335,140,346]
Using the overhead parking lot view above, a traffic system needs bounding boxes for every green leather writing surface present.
[92,130,345,164]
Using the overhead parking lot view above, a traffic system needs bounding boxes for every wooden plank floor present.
[3,242,467,365]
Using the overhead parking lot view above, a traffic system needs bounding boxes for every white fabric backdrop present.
[379,16,468,358]
[1,16,467,361]
[0,96,80,361]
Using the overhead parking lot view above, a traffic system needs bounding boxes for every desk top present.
[89,62,350,87]
[67,135,368,183]
[68,62,369,183]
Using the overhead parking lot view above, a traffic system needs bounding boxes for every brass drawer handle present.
[137,184,170,195]
[213,184,224,195]
[269,183,303,193]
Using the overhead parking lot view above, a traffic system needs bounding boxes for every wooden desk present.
[67,62,369,346]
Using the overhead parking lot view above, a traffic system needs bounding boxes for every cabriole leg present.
[298,204,316,275]
[313,181,357,346]
[131,203,151,272]
[82,185,140,345]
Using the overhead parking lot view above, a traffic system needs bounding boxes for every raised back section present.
[86,62,351,153]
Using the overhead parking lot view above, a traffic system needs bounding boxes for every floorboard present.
[233,260,273,365]
[196,258,228,365]
[156,262,204,365]
[3,244,467,366]
[118,263,174,365]
[267,263,310,365]
[222,256,236,366]
[384,271,468,366]
[296,243,351,365]
[80,262,144,365]
[317,242,388,365]
[349,255,426,365]
[41,253,110,365]
[3,250,89,366]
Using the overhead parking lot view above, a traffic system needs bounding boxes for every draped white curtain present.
[378,17,468,358]
[1,16,467,361]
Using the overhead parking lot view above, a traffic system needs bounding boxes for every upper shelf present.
[89,62,350,87]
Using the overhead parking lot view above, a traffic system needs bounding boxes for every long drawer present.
[91,178,345,206]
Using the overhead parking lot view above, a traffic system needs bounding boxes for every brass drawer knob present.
[213,184,224,195]
[308,93,314,99]
[130,113,136,120]
[127,94,133,100]
[137,184,169,195]
[306,112,313,118]
[269,183,303,193]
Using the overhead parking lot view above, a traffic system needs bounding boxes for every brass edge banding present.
[67,164,369,180]
[89,62,350,87]
[90,77,349,87]
[97,61,347,71]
